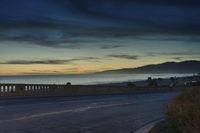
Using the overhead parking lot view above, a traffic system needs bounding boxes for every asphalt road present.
[0,92,177,133]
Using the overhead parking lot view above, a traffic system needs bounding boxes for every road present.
[0,92,177,133]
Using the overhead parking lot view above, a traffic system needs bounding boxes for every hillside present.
[99,60,200,74]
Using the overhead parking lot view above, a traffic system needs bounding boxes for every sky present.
[0,0,200,76]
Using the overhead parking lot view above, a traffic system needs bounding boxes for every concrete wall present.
[0,84,137,97]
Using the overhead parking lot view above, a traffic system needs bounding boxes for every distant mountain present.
[99,60,200,74]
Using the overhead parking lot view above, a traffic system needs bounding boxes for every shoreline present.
[0,73,198,86]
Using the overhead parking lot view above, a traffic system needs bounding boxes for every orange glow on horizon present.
[0,58,167,76]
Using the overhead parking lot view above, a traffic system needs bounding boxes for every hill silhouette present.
[99,60,200,74]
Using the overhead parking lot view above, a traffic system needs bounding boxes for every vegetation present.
[127,82,136,86]
[66,82,71,86]
[166,87,200,133]
[149,87,200,133]
[148,78,158,87]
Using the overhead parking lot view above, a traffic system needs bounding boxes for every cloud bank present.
[0,0,200,48]
[0,57,100,65]
[108,54,138,60]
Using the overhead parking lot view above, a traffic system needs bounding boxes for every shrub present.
[148,79,158,87]
[66,82,71,86]
[166,87,200,133]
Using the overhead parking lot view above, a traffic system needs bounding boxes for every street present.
[0,92,177,133]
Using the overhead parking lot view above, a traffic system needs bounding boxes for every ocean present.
[0,73,193,85]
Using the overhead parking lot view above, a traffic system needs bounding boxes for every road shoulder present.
[134,119,163,133]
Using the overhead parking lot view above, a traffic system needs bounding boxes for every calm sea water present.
[0,73,193,85]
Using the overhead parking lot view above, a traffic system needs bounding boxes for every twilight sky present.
[0,0,200,75]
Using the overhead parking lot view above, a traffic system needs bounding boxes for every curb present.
[133,119,163,133]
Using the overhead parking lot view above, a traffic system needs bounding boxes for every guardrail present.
[0,83,179,98]
[0,84,69,97]
[0,83,138,97]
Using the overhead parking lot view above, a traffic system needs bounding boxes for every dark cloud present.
[107,54,138,60]
[132,36,200,43]
[69,0,200,7]
[99,44,125,49]
[173,57,183,61]
[0,0,200,48]
[148,52,200,56]
[172,56,200,61]
[2,60,70,64]
[0,57,101,65]
[0,25,132,49]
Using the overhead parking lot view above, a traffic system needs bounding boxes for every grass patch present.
[149,87,200,133]
[166,87,200,133]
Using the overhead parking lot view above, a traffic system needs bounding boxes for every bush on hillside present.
[166,87,200,133]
